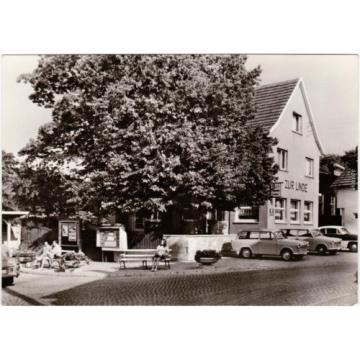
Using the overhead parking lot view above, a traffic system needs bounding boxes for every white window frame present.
[292,112,302,134]
[304,201,313,224]
[277,148,288,171]
[305,157,314,177]
[274,198,287,223]
[290,199,300,224]
[234,206,259,224]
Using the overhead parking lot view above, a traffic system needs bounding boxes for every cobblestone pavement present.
[1,273,104,305]
[2,252,357,306]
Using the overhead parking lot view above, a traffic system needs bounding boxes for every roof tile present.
[331,168,357,189]
[250,78,299,131]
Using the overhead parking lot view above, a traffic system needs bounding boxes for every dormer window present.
[293,111,302,134]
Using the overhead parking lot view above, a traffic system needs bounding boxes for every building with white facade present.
[122,78,325,258]
[331,168,358,234]
[229,78,324,233]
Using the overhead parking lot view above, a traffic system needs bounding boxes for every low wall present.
[164,234,237,262]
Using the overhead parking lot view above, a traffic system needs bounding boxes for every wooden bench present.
[119,249,171,270]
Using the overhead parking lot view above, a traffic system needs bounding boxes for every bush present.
[194,250,221,263]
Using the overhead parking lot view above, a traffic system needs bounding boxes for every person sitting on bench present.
[40,242,52,269]
[151,239,170,272]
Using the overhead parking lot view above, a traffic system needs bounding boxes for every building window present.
[277,148,288,171]
[274,198,287,223]
[293,112,302,134]
[234,205,259,223]
[134,212,145,230]
[290,200,300,224]
[183,208,197,221]
[148,211,161,222]
[215,210,225,221]
[305,157,314,177]
[330,196,336,216]
[304,201,313,223]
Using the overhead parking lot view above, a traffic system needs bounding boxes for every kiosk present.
[58,220,81,251]
[96,225,128,262]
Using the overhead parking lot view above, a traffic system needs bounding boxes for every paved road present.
[2,253,357,305]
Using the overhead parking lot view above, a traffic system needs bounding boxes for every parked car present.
[2,245,20,287]
[281,228,342,255]
[231,230,309,261]
[318,226,357,252]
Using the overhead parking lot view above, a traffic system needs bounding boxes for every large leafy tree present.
[14,162,85,217]
[2,150,20,210]
[342,146,358,173]
[320,146,358,174]
[19,55,277,217]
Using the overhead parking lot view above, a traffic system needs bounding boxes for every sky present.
[1,54,359,156]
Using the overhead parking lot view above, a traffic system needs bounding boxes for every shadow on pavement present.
[3,287,44,306]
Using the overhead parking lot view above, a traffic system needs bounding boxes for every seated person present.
[51,241,62,258]
[151,239,170,272]
[40,241,52,269]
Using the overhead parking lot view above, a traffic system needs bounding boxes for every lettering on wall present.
[284,179,308,192]
[271,182,282,197]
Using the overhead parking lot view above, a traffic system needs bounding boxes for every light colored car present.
[2,245,20,287]
[231,230,309,261]
[318,226,357,252]
[281,228,342,255]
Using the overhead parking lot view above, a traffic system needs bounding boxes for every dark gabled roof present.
[249,78,299,131]
[331,168,357,189]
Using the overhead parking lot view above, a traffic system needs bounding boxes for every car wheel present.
[317,245,327,255]
[329,250,337,255]
[281,249,292,261]
[240,248,252,259]
[348,243,357,252]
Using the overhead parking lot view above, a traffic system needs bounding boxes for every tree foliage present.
[342,146,358,172]
[19,55,278,217]
[14,162,85,217]
[320,146,358,174]
[2,150,20,210]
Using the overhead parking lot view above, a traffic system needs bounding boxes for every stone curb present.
[19,267,109,278]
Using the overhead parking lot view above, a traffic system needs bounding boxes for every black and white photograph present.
[1,2,360,360]
[2,54,358,306]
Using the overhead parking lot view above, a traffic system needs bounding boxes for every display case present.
[58,220,81,250]
[96,225,128,250]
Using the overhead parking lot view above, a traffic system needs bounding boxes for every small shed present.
[1,210,29,251]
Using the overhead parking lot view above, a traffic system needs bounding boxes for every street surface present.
[2,252,357,306]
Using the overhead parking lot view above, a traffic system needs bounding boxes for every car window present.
[249,232,260,239]
[340,227,350,234]
[259,232,272,240]
[326,228,337,234]
[274,231,285,239]
[287,230,299,236]
[298,230,310,237]
[311,230,322,237]
[238,231,248,239]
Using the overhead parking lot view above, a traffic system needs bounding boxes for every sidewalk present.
[19,253,350,279]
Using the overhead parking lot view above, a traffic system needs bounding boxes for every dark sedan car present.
[318,226,357,252]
